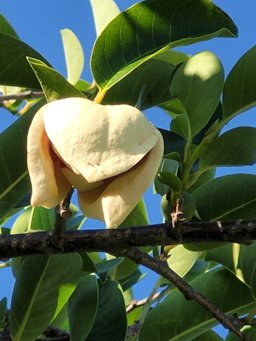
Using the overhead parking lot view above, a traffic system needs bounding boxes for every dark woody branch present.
[1,219,256,259]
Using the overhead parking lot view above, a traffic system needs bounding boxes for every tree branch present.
[1,219,256,259]
[118,247,249,340]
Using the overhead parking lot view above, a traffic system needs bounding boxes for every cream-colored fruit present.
[27,97,164,227]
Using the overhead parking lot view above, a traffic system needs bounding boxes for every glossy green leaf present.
[170,113,190,139]
[61,29,84,85]
[157,172,182,193]
[187,168,216,193]
[86,280,127,341]
[68,274,98,341]
[0,101,44,220]
[170,51,224,136]
[11,207,31,234]
[206,244,236,273]
[237,242,256,297]
[96,257,124,274]
[89,0,120,37]
[50,305,69,332]
[200,127,256,169]
[27,57,85,102]
[0,14,18,38]
[192,174,256,220]
[154,158,179,195]
[27,206,55,232]
[120,199,148,228]
[91,0,237,91]
[10,254,82,341]
[103,57,176,108]
[139,268,254,341]
[0,33,50,88]
[223,45,256,119]
[167,245,202,278]
[120,269,146,291]
[192,330,223,340]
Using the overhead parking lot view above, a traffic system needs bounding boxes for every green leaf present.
[159,129,186,158]
[91,0,237,91]
[89,0,120,37]
[50,305,70,332]
[0,14,18,38]
[0,101,44,220]
[170,51,224,136]
[119,199,148,227]
[167,245,202,278]
[170,113,190,139]
[10,254,82,341]
[95,257,124,274]
[139,268,254,341]
[61,29,84,85]
[223,45,256,119]
[237,242,256,298]
[68,274,99,341]
[187,168,216,193]
[200,127,256,169]
[154,158,180,195]
[27,57,85,101]
[86,280,127,341]
[192,174,256,220]
[0,33,50,88]
[206,244,237,273]
[157,172,182,193]
[103,57,177,108]
[120,269,146,291]
[192,330,223,340]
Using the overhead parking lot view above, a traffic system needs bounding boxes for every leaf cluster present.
[0,1,256,340]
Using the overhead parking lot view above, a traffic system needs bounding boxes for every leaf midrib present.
[13,257,50,341]
[0,170,28,201]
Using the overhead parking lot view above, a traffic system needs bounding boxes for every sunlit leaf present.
[167,245,202,278]
[200,127,256,169]
[223,45,256,119]
[119,199,148,228]
[237,242,256,298]
[61,29,84,85]
[0,33,50,88]
[139,268,254,341]
[91,0,237,91]
[192,174,256,220]
[103,58,176,108]
[170,51,224,136]
[0,101,44,220]
[27,57,84,102]
[0,14,18,38]
[10,254,82,341]
[89,0,120,36]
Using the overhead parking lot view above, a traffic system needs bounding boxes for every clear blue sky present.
[0,0,255,338]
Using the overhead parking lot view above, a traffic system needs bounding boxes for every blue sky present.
[0,0,256,338]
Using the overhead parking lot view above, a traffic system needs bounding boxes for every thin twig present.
[0,90,44,104]
[50,188,74,250]
[119,247,249,341]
